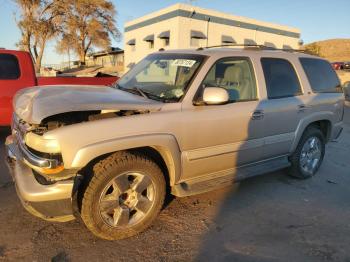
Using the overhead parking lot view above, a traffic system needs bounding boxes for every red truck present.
[0,49,118,126]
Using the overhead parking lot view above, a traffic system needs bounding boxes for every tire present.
[288,127,325,179]
[80,151,166,240]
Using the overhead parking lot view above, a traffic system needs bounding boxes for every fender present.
[70,134,182,185]
[290,111,334,153]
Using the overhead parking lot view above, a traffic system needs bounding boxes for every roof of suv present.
[155,46,320,60]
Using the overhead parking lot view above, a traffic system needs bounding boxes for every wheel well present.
[307,120,331,141]
[128,147,171,190]
[77,147,171,203]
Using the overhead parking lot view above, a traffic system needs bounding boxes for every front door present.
[179,57,265,181]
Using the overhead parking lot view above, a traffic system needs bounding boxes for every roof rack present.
[197,44,308,54]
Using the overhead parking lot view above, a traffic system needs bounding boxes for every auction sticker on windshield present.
[172,59,197,67]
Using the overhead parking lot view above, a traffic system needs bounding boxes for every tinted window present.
[261,58,302,99]
[0,54,20,80]
[300,58,341,93]
[202,57,257,102]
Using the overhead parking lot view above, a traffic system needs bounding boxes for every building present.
[86,47,124,72]
[124,3,301,68]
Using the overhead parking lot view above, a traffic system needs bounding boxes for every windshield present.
[115,53,206,102]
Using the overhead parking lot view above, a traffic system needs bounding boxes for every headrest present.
[224,66,243,83]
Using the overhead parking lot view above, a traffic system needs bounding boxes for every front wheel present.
[288,127,325,179]
[80,152,166,240]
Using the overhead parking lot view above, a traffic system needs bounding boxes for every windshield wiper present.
[115,84,173,103]
[115,84,148,99]
[131,86,149,99]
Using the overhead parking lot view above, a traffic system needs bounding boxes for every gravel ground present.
[0,107,350,262]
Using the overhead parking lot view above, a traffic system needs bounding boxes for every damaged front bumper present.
[5,135,76,222]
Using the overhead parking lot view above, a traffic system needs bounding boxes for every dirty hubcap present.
[98,172,155,227]
[300,136,322,175]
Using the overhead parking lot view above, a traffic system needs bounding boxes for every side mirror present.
[202,87,229,105]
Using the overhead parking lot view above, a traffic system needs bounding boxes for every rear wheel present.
[81,152,166,240]
[288,127,325,179]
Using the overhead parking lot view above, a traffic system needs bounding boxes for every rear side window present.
[299,58,341,93]
[0,54,20,80]
[261,58,302,99]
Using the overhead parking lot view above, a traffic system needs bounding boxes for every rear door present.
[0,52,36,125]
[258,57,307,159]
[299,57,344,126]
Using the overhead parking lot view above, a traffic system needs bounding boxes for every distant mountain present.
[304,39,350,62]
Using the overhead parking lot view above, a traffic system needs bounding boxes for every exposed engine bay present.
[31,109,150,135]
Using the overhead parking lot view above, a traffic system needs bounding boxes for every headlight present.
[25,132,61,153]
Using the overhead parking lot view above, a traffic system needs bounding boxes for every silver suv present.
[5,47,344,240]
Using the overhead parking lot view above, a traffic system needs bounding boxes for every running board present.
[172,156,290,197]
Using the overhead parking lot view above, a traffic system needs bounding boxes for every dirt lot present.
[338,71,350,85]
[1,108,350,262]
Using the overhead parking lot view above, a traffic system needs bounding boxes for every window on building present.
[264,42,277,49]
[127,39,136,52]
[261,58,302,99]
[0,54,20,79]
[202,57,257,102]
[144,35,154,49]
[163,38,170,47]
[158,31,170,47]
[300,58,342,93]
[221,35,236,45]
[190,30,206,47]
[244,39,257,45]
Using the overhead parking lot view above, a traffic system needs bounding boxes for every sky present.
[0,0,349,64]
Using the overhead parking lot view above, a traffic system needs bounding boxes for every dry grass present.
[304,38,350,84]
[304,39,350,62]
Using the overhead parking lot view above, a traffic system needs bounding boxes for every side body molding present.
[290,111,334,153]
[71,134,182,185]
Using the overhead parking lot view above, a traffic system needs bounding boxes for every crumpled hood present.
[14,85,162,124]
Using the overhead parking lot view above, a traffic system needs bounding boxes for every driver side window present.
[202,58,257,102]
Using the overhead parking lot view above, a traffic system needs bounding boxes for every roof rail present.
[197,44,308,54]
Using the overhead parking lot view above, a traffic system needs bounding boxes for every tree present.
[55,34,75,68]
[15,0,63,72]
[57,0,120,65]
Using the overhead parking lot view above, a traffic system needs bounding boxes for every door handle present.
[252,110,264,120]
